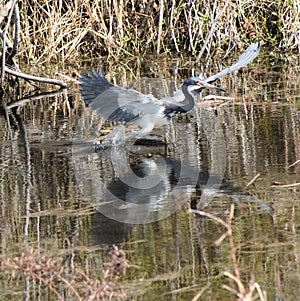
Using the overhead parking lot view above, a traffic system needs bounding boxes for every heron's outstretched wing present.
[204,40,262,84]
[79,68,158,123]
[79,67,113,105]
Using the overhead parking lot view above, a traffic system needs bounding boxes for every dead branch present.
[4,66,68,88]
[0,0,67,88]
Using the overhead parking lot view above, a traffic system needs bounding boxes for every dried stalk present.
[4,66,68,88]
[190,205,267,300]
[157,0,164,54]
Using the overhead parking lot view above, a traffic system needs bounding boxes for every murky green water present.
[0,54,300,300]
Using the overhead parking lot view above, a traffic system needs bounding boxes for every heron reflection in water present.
[79,41,262,146]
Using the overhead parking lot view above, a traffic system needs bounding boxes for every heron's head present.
[183,77,205,87]
[183,77,226,92]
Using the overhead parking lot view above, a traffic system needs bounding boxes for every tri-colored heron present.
[79,41,261,145]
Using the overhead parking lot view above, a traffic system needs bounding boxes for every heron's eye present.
[196,81,202,86]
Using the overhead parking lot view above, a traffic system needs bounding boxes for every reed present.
[190,205,267,301]
[1,0,300,63]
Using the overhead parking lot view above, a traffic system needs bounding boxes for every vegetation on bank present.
[1,0,299,65]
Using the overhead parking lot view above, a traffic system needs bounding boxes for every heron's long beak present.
[196,80,226,92]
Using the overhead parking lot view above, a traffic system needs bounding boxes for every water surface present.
[0,54,299,300]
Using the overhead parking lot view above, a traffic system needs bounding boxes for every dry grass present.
[1,0,299,65]
[0,245,128,301]
[190,205,267,301]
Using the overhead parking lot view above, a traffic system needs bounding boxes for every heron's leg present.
[95,123,155,149]
[126,123,155,141]
[95,125,126,148]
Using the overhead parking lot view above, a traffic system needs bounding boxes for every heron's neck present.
[163,84,196,118]
[180,84,195,113]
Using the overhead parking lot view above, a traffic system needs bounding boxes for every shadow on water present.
[0,55,300,300]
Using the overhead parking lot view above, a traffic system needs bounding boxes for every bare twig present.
[188,208,231,230]
[271,182,300,188]
[157,0,164,54]
[170,0,179,52]
[4,66,68,88]
[1,32,7,82]
[56,274,83,301]
[191,284,210,301]
[223,271,246,297]
[246,173,261,187]
[288,159,300,168]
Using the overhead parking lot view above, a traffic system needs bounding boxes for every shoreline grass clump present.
[0,245,128,300]
[0,0,299,66]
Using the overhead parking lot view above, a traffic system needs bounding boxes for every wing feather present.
[79,67,159,123]
[204,40,262,84]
